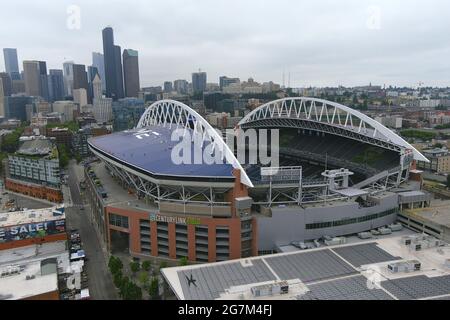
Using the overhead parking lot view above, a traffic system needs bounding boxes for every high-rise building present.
[112,98,145,131]
[122,49,140,98]
[73,88,88,108]
[102,27,124,100]
[92,73,102,100]
[38,61,50,102]
[219,76,240,90]
[63,61,74,96]
[0,73,13,97]
[72,64,90,103]
[11,80,26,95]
[174,79,189,95]
[114,45,124,99]
[52,101,78,122]
[163,81,173,93]
[88,66,99,84]
[23,61,41,97]
[48,69,65,102]
[192,71,207,94]
[94,97,113,123]
[88,66,99,102]
[4,96,33,121]
[3,48,19,77]
[92,52,106,92]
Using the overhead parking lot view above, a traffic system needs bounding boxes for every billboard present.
[0,219,66,243]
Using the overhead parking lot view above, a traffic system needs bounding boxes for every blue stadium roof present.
[88,126,235,181]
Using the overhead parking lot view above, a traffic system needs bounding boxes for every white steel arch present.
[239,97,429,163]
[137,99,254,187]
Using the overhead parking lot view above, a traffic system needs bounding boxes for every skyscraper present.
[88,66,99,103]
[73,64,88,90]
[92,52,106,92]
[102,27,124,100]
[3,48,20,79]
[38,61,50,102]
[0,73,13,97]
[23,61,41,97]
[114,45,124,99]
[123,49,140,98]
[63,61,74,96]
[73,64,90,103]
[192,71,207,94]
[48,69,65,102]
[87,66,99,84]
[92,73,102,100]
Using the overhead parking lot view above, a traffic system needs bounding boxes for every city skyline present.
[2,0,450,88]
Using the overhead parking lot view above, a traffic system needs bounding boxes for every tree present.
[139,271,149,287]
[113,272,123,288]
[179,257,189,266]
[447,175,450,189]
[142,260,151,272]
[148,277,160,300]
[119,278,142,300]
[108,256,123,275]
[58,144,70,168]
[130,261,141,274]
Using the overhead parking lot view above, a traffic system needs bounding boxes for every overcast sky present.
[1,0,450,88]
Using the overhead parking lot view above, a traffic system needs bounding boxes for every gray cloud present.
[1,0,450,87]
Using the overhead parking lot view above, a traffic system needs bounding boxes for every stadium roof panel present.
[161,236,450,300]
[88,126,236,180]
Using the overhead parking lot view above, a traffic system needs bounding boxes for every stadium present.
[87,98,429,262]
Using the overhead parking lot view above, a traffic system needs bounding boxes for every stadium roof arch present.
[238,97,429,163]
[137,99,254,187]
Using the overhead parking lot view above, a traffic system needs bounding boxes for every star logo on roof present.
[185,274,197,288]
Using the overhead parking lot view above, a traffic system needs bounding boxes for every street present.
[65,161,118,300]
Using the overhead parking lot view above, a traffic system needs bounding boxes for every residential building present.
[6,138,60,188]
[174,79,188,95]
[417,148,450,173]
[94,97,113,123]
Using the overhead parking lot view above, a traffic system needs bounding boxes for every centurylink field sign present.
[149,213,201,225]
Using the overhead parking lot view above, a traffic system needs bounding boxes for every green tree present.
[108,256,123,275]
[142,260,151,272]
[139,271,149,287]
[120,279,142,300]
[58,144,70,168]
[113,272,123,288]
[130,261,141,274]
[179,257,189,266]
[148,277,160,300]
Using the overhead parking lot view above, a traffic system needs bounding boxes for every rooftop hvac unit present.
[378,227,392,235]
[388,260,421,273]
[358,232,373,239]
[389,223,403,232]
[251,281,289,298]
